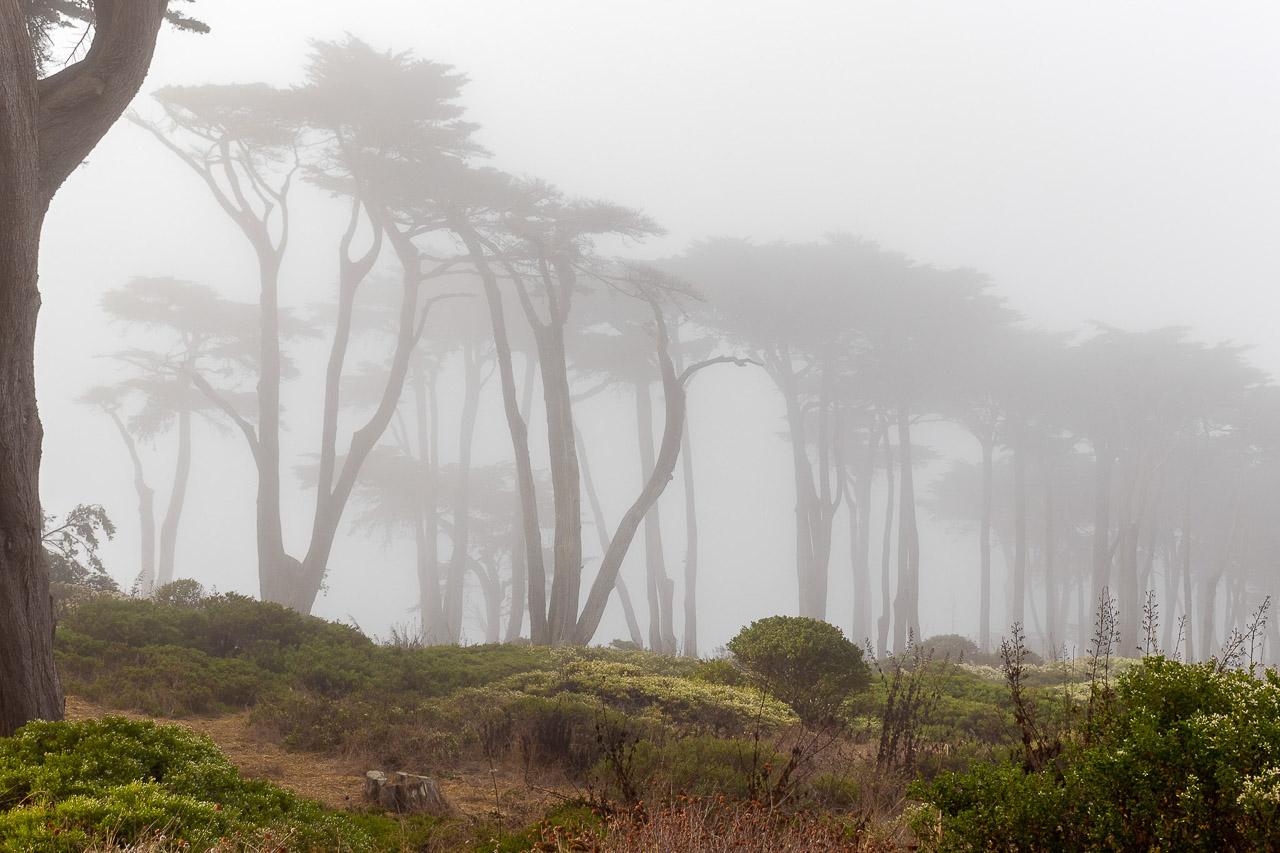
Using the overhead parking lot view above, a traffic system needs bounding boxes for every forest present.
[6,3,1280,851]
[67,37,1280,666]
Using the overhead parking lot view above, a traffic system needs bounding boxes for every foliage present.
[913,657,1280,852]
[42,504,118,592]
[0,717,369,852]
[727,616,871,725]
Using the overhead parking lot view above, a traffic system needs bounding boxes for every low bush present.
[0,717,371,852]
[913,657,1280,852]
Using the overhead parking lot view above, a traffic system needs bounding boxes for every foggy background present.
[35,2,1280,654]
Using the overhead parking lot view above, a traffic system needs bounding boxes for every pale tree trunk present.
[106,409,157,592]
[576,425,644,647]
[443,344,484,642]
[770,351,821,618]
[1042,460,1058,653]
[1180,486,1195,661]
[978,432,995,650]
[636,378,677,654]
[1011,436,1026,631]
[503,355,537,643]
[572,306,743,646]
[456,228,548,644]
[680,420,699,658]
[848,445,874,647]
[1091,439,1115,615]
[876,425,895,658]
[411,360,446,643]
[155,402,191,586]
[892,405,920,651]
[1199,497,1241,657]
[0,0,170,735]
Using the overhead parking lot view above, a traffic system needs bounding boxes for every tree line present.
[80,39,1280,666]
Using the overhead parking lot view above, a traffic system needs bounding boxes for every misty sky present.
[34,2,1280,649]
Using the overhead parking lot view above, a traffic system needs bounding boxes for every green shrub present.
[593,735,789,800]
[727,616,871,726]
[0,717,370,852]
[914,658,1280,852]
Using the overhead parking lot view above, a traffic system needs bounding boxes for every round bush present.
[726,616,870,725]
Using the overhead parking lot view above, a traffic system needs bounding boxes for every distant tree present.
[42,505,117,593]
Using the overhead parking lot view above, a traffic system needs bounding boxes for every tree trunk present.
[877,425,895,658]
[0,0,170,735]
[537,324,584,645]
[1090,439,1114,616]
[1042,459,1057,653]
[1180,485,1195,661]
[635,378,676,654]
[1011,437,1026,631]
[892,406,920,651]
[156,400,192,587]
[412,361,446,643]
[979,433,994,650]
[850,435,874,646]
[772,351,823,618]
[503,354,538,643]
[107,409,156,592]
[575,425,644,648]
[680,419,699,658]
[443,344,483,642]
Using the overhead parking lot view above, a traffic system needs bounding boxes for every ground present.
[63,695,563,825]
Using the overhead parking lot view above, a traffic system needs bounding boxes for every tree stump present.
[363,770,450,815]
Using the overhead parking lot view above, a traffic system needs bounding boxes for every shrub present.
[0,717,371,852]
[914,657,1280,852]
[727,616,870,726]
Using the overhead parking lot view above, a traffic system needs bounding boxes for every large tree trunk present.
[1,0,170,735]
[155,401,192,586]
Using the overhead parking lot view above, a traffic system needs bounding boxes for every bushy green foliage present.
[0,717,370,852]
[728,616,871,725]
[913,657,1280,852]
[593,735,790,800]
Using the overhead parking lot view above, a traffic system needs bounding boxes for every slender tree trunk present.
[456,230,548,644]
[1199,498,1240,657]
[443,344,484,642]
[1091,439,1114,615]
[1042,459,1057,653]
[575,425,644,648]
[156,401,192,586]
[412,362,446,642]
[892,405,920,651]
[106,409,157,592]
[503,354,538,643]
[850,437,874,646]
[877,425,895,658]
[979,434,994,650]
[636,378,676,653]
[773,352,823,618]
[1181,485,1195,661]
[1011,437,1026,631]
[671,333,700,658]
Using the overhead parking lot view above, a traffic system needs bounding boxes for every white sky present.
[34,1,1280,650]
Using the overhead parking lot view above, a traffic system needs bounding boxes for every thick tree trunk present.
[155,401,191,586]
[1,0,170,735]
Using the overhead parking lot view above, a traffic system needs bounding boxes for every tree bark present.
[1,0,170,735]
[503,354,538,643]
[979,433,994,650]
[443,343,483,641]
[106,408,156,591]
[635,377,676,654]
[876,425,895,658]
[576,425,644,647]
[892,405,920,651]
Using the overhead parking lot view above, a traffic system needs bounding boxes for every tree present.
[42,504,117,592]
[0,0,195,735]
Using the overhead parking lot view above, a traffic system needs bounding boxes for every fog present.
[35,2,1280,657]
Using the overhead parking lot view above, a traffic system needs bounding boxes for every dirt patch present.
[62,696,570,827]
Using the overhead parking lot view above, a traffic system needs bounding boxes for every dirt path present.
[63,696,564,825]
